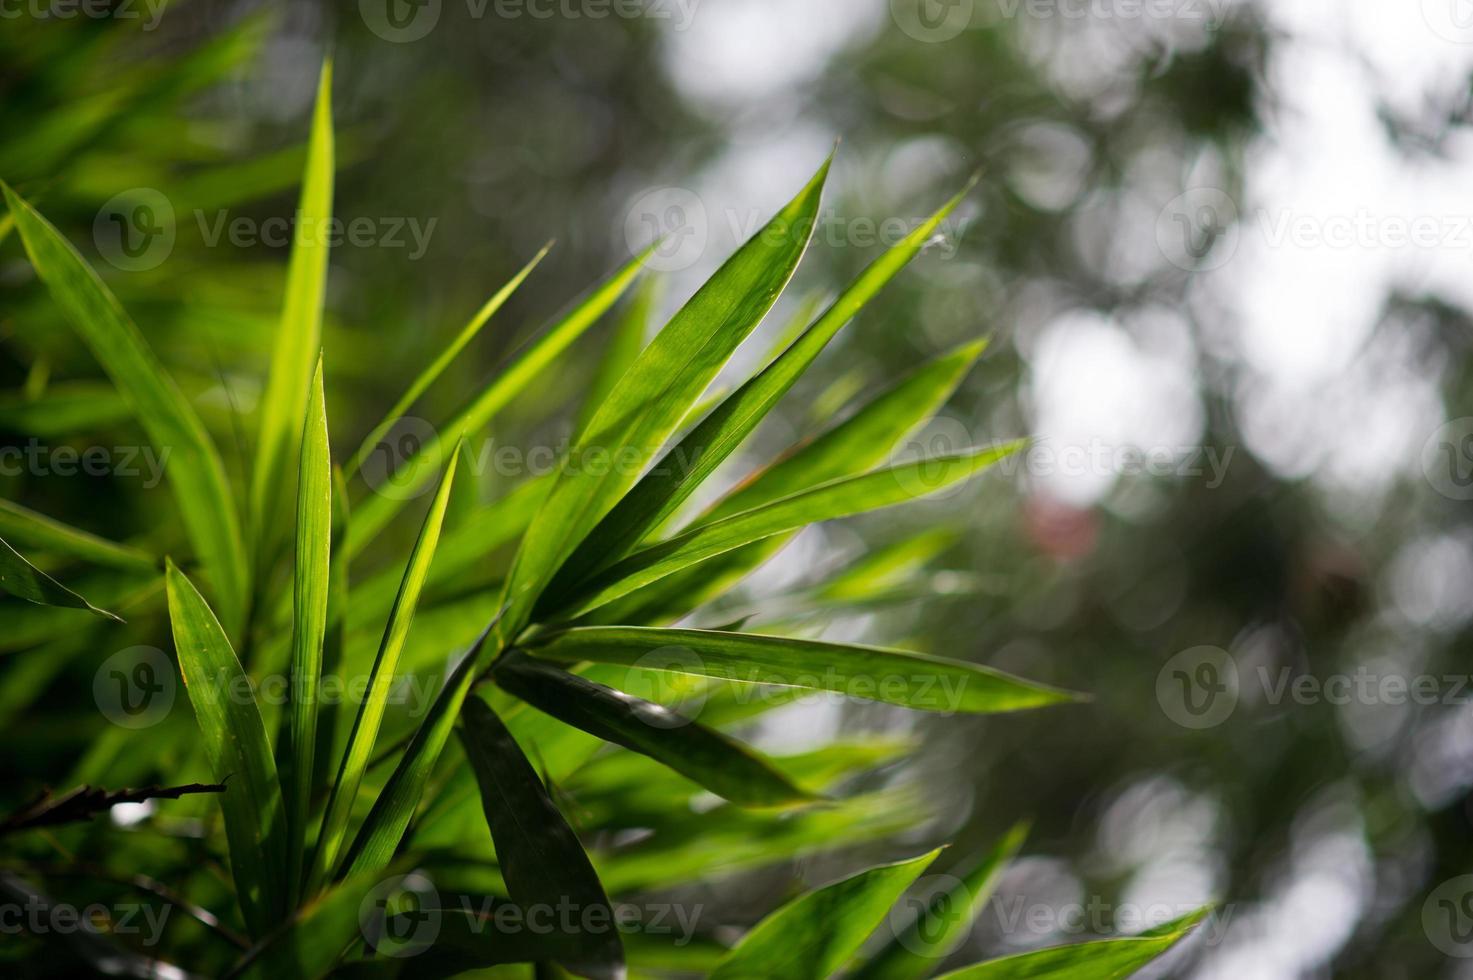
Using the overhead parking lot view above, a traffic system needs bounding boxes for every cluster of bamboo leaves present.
[0,55,1207,979]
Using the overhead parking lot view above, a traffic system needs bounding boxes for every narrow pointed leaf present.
[855,823,1029,980]
[709,849,943,980]
[500,156,833,639]
[251,58,334,567]
[545,443,1021,621]
[573,273,657,439]
[312,443,462,885]
[0,498,155,573]
[0,535,122,622]
[165,561,286,937]
[282,356,332,905]
[529,627,1080,714]
[492,651,814,807]
[556,183,975,590]
[339,615,501,880]
[4,184,248,636]
[345,242,553,477]
[591,341,988,626]
[348,248,650,555]
[932,908,1210,980]
[458,695,625,980]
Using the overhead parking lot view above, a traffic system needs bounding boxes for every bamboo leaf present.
[345,242,553,477]
[0,498,154,573]
[574,268,657,440]
[709,849,943,980]
[544,443,1021,621]
[458,695,625,980]
[312,442,462,886]
[339,615,501,880]
[529,627,1080,715]
[932,909,1209,979]
[165,561,286,937]
[0,534,123,621]
[3,183,248,637]
[348,248,651,556]
[492,651,815,807]
[500,155,833,640]
[555,183,976,591]
[251,58,334,570]
[589,340,987,626]
[282,355,332,906]
[854,823,1029,980]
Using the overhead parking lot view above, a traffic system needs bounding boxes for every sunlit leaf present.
[0,534,123,621]
[492,651,815,807]
[709,849,942,980]
[932,909,1210,979]
[165,561,286,936]
[529,626,1079,714]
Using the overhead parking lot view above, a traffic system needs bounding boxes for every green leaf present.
[709,849,943,980]
[251,58,334,570]
[312,442,462,886]
[854,823,1029,980]
[572,273,657,439]
[165,561,286,937]
[338,616,501,880]
[590,340,988,626]
[500,155,833,640]
[281,355,332,906]
[0,499,154,573]
[458,695,625,980]
[0,534,123,621]
[529,627,1080,714]
[3,183,248,637]
[555,183,975,591]
[491,651,815,807]
[544,443,1022,621]
[347,248,651,556]
[345,242,553,477]
[233,870,391,980]
[932,909,1209,979]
